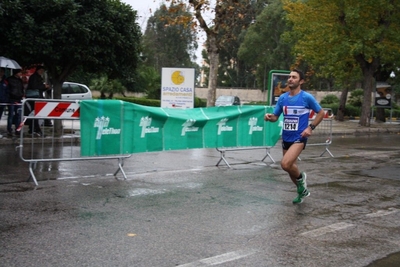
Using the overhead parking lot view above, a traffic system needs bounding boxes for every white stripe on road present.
[177,249,257,267]
[366,208,399,218]
[300,222,354,238]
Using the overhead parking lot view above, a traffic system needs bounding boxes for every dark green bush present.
[345,105,360,117]
[321,103,338,115]
[194,97,207,107]
[321,103,361,117]
[384,107,400,118]
[320,94,340,105]
[348,89,364,107]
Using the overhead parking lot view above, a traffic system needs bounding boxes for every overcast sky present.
[123,0,213,64]
[123,0,164,32]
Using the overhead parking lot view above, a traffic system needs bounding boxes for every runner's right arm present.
[264,113,279,122]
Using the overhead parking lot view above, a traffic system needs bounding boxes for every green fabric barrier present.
[80,100,282,156]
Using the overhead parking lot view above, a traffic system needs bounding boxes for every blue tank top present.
[273,90,322,142]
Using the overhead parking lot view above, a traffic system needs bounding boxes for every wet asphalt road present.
[1,134,400,267]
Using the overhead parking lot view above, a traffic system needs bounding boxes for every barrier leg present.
[114,157,128,180]
[261,147,275,164]
[216,149,232,168]
[320,145,334,157]
[27,162,39,186]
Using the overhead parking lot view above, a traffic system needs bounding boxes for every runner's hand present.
[301,127,312,138]
[264,113,273,121]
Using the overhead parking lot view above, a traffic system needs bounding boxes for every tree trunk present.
[337,86,349,121]
[207,34,219,107]
[360,71,374,126]
[356,56,380,127]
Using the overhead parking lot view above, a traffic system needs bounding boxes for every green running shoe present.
[297,172,308,194]
[292,189,310,204]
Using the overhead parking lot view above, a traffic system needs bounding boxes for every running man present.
[264,69,325,204]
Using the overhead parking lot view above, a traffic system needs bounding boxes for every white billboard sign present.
[161,68,195,109]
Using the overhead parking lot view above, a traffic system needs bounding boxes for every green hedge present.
[322,103,400,118]
[194,97,207,107]
[322,103,363,117]
[113,96,161,107]
[383,107,400,118]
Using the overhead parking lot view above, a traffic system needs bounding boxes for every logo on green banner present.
[182,119,199,136]
[140,116,160,138]
[217,118,233,134]
[248,117,263,134]
[94,116,121,140]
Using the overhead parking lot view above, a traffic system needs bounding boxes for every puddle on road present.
[127,188,167,197]
[365,251,400,267]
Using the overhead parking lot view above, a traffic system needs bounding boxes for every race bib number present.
[283,117,299,131]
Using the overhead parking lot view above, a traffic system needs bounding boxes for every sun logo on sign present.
[171,71,184,85]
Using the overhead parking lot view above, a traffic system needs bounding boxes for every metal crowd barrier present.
[216,117,334,168]
[215,146,275,168]
[306,118,334,157]
[17,99,131,186]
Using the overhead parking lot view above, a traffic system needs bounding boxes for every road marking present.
[366,208,399,218]
[300,222,354,238]
[176,249,257,267]
[58,175,97,180]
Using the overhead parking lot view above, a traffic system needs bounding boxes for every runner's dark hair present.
[292,68,305,81]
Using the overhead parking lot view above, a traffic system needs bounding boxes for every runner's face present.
[287,71,303,89]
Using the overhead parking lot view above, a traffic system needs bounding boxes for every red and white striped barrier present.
[309,109,333,120]
[34,101,80,118]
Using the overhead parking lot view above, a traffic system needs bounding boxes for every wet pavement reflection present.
[1,134,400,266]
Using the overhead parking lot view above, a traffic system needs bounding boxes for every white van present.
[61,82,92,100]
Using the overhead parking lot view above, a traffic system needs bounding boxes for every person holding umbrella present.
[6,69,24,137]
